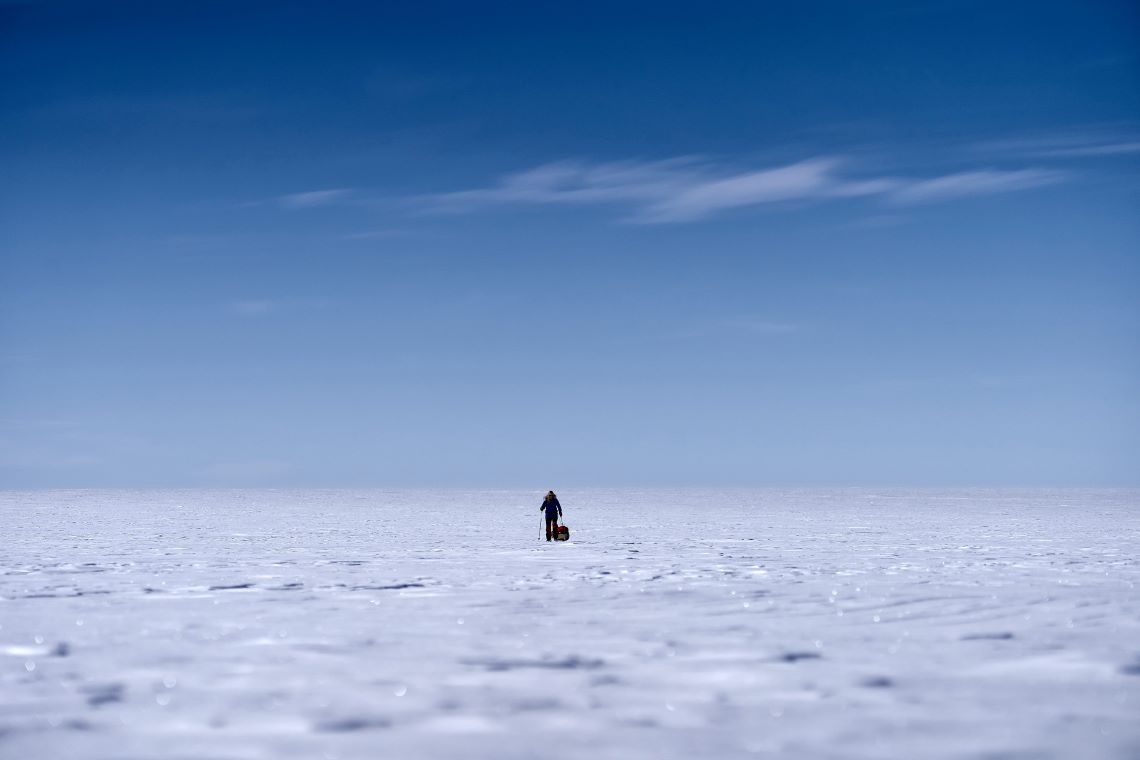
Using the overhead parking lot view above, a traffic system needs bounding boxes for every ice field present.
[1,489,1138,759]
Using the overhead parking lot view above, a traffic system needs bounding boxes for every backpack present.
[555,525,570,541]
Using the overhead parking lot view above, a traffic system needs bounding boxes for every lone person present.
[540,491,563,541]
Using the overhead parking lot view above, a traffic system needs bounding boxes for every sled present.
[555,525,570,541]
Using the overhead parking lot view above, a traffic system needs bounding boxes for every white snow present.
[1,488,1138,759]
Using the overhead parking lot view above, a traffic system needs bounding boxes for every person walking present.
[540,491,562,541]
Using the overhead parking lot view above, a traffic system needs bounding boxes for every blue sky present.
[1,0,1138,487]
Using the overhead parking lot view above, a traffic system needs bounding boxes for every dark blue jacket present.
[540,498,562,518]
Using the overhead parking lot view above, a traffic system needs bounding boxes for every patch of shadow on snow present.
[208,583,255,591]
[590,674,621,687]
[352,582,425,591]
[297,639,380,655]
[82,683,125,707]
[22,590,110,599]
[622,717,659,728]
[772,652,822,663]
[509,697,563,711]
[961,632,1014,641]
[46,564,109,575]
[313,716,391,733]
[465,655,605,672]
[1119,659,1140,676]
[0,719,96,740]
[858,676,894,688]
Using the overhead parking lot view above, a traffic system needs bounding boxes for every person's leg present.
[545,516,554,540]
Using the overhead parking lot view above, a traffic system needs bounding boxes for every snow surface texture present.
[1,489,1138,760]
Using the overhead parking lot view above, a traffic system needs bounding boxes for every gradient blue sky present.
[2,0,1138,487]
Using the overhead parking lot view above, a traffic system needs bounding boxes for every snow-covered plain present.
[1,489,1138,759]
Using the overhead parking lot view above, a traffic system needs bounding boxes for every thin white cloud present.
[638,159,905,222]
[1037,141,1140,158]
[422,157,1062,223]
[889,169,1063,205]
[640,159,835,222]
[279,188,353,209]
[430,158,702,212]
[973,127,1140,160]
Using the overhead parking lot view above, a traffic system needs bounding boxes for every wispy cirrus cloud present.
[278,188,354,209]
[422,156,1064,223]
[973,126,1140,160]
[429,157,703,212]
[1039,141,1140,158]
[889,169,1063,205]
[641,159,902,222]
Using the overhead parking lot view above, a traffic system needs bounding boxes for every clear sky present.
[1,0,1138,488]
